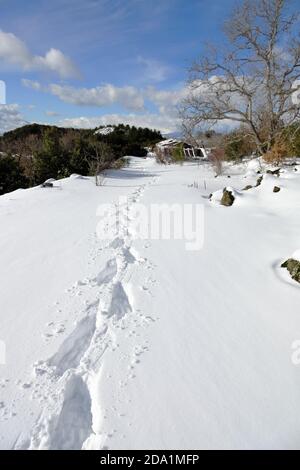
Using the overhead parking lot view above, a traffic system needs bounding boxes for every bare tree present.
[209,148,225,176]
[85,140,114,186]
[182,0,300,154]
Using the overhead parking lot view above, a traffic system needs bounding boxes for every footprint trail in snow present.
[15,173,159,450]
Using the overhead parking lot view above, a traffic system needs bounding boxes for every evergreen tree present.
[0,154,28,195]
[33,128,68,183]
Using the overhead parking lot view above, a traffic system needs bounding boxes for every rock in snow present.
[221,188,235,206]
[281,259,300,283]
[282,249,300,283]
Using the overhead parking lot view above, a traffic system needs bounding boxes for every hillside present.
[0,123,162,156]
[0,124,162,194]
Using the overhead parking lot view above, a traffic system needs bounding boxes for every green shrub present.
[172,144,185,164]
[0,154,28,195]
[123,143,147,157]
[224,132,256,161]
[283,124,300,156]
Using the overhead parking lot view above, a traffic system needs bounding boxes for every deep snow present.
[0,157,300,449]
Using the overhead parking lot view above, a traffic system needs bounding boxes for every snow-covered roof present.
[156,138,182,148]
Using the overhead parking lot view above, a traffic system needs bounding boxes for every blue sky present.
[0,0,238,133]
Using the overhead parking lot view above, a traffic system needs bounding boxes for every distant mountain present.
[162,131,183,140]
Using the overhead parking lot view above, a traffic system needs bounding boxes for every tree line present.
[0,124,162,195]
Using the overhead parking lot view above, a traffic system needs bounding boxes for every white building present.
[155,138,210,160]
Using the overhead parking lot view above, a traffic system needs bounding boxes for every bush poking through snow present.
[221,188,235,206]
[281,259,300,284]
[209,148,225,177]
[263,138,289,166]
[112,158,128,169]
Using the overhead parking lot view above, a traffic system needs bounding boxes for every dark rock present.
[41,182,54,188]
[220,189,235,206]
[242,185,253,191]
[281,259,300,283]
[273,186,281,193]
[256,176,263,187]
[267,168,281,177]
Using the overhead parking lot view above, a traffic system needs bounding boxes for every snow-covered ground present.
[0,156,300,450]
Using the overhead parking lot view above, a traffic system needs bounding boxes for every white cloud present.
[21,79,42,91]
[145,85,188,116]
[54,80,241,134]
[21,78,189,132]
[37,49,80,79]
[0,104,26,134]
[58,113,180,134]
[49,83,145,111]
[22,79,145,112]
[0,30,80,79]
[22,79,187,116]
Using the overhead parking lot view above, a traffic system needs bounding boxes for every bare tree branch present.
[182,0,300,154]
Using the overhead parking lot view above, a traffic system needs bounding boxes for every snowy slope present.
[94,126,114,136]
[0,157,300,449]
